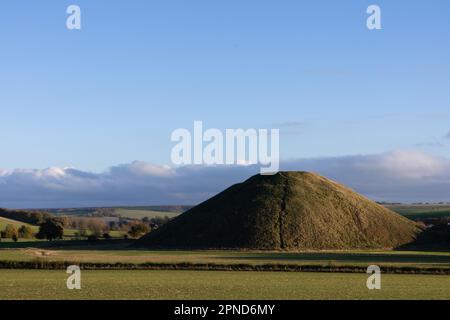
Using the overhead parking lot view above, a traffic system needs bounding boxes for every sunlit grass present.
[0,270,448,300]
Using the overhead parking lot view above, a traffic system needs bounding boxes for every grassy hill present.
[136,172,421,250]
[0,216,38,232]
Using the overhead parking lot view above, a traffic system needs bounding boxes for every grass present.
[0,217,38,232]
[62,229,125,238]
[388,204,450,219]
[1,246,449,299]
[1,249,449,270]
[0,270,448,300]
[114,208,179,219]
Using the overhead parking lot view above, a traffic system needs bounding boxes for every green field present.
[1,248,450,270]
[388,204,450,219]
[0,270,448,300]
[115,208,180,219]
[62,229,125,238]
[1,205,449,300]
[1,244,449,300]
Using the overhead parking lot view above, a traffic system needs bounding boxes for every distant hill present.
[0,216,39,232]
[386,204,450,221]
[26,206,190,219]
[115,208,180,220]
[0,208,51,225]
[136,172,422,250]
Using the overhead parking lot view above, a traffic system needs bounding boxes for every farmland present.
[37,206,184,219]
[0,270,448,300]
[388,204,450,220]
[1,242,449,300]
[115,208,180,220]
[1,248,449,300]
[1,245,450,270]
[1,204,449,300]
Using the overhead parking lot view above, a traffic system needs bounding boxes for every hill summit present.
[136,172,420,250]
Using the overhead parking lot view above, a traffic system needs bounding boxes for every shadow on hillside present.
[0,239,134,250]
[396,225,450,252]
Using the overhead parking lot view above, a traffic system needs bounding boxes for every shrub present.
[18,225,34,239]
[87,234,99,242]
[1,224,18,239]
[128,223,150,238]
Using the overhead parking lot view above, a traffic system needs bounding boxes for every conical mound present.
[136,172,421,250]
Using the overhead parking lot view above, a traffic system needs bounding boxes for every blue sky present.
[1,0,449,171]
[0,1,450,207]
[0,0,450,170]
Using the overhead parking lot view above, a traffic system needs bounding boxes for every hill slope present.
[136,172,421,250]
[0,216,38,232]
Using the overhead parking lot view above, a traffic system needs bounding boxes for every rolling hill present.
[136,172,422,250]
[0,216,38,232]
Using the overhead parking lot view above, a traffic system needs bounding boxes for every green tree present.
[128,223,150,238]
[36,220,64,241]
[87,219,108,238]
[18,225,34,239]
[1,224,18,239]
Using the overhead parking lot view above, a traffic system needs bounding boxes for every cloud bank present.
[1,150,450,208]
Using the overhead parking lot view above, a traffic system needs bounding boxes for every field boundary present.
[0,260,449,275]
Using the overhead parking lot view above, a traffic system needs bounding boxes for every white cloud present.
[110,161,175,178]
[1,150,450,208]
[359,150,448,179]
